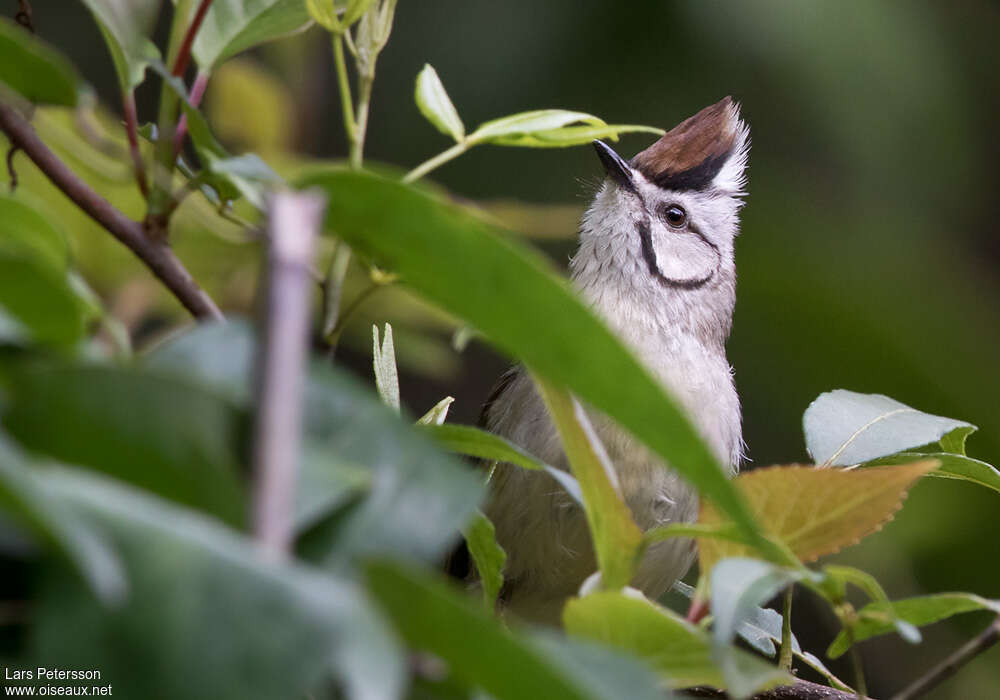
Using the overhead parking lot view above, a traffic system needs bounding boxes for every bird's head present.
[580,97,749,293]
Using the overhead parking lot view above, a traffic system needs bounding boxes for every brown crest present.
[631,96,742,191]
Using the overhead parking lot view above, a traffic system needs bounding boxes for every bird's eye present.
[663,205,687,228]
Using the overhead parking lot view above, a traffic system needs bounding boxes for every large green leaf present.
[803,390,975,466]
[564,590,791,695]
[143,320,484,566]
[300,170,763,551]
[1,364,247,527]
[299,363,483,568]
[0,434,125,603]
[827,592,1000,658]
[184,0,312,70]
[78,0,161,91]
[365,561,665,700]
[30,467,404,700]
[0,17,82,105]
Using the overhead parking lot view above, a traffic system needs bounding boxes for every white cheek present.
[650,226,719,283]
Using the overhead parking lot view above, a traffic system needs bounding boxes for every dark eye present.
[663,205,687,228]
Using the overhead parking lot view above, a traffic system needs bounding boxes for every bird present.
[475,97,750,625]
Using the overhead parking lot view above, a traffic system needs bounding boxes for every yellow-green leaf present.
[536,379,643,590]
[564,591,791,693]
[463,510,506,611]
[698,461,938,574]
[415,64,465,142]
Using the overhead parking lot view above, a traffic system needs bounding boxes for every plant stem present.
[252,191,325,557]
[351,74,373,169]
[0,101,222,320]
[892,614,1000,700]
[326,281,381,350]
[122,91,148,197]
[403,142,469,183]
[846,629,867,699]
[148,0,213,219]
[172,0,214,80]
[173,69,210,156]
[332,32,356,154]
[779,586,794,672]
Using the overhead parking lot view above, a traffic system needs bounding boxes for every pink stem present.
[173,70,210,156]
[123,92,149,197]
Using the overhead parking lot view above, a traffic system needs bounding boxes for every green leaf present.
[154,68,280,208]
[365,561,664,700]
[372,323,400,412]
[0,17,83,105]
[484,124,665,148]
[564,590,791,695]
[536,378,643,590]
[670,580,853,692]
[299,362,484,568]
[0,433,126,604]
[463,510,506,610]
[78,0,161,91]
[416,396,454,425]
[305,0,374,32]
[143,319,484,563]
[804,389,976,466]
[1,364,247,527]
[415,64,465,142]
[0,193,70,269]
[467,109,661,148]
[421,422,584,505]
[709,558,813,697]
[868,451,1000,495]
[185,0,313,70]
[939,426,975,454]
[0,252,90,348]
[421,423,549,472]
[299,169,763,554]
[32,467,404,700]
[822,564,920,644]
[827,593,1000,658]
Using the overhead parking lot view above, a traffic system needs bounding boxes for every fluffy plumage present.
[478,98,750,624]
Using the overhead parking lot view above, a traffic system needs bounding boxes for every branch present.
[251,190,325,556]
[891,614,1000,700]
[0,101,223,320]
[684,679,862,700]
[171,0,214,79]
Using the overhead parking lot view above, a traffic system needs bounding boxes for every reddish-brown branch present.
[122,92,149,197]
[684,680,860,700]
[0,102,223,321]
[172,0,215,78]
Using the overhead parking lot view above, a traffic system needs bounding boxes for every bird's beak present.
[592,140,636,192]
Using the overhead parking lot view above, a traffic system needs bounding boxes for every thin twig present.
[251,190,325,556]
[403,141,469,183]
[779,587,794,672]
[891,614,1000,700]
[0,101,223,320]
[172,0,214,79]
[5,144,19,191]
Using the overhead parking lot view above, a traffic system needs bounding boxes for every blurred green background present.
[8,1,1000,697]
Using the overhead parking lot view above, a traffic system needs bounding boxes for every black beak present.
[592,140,635,192]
